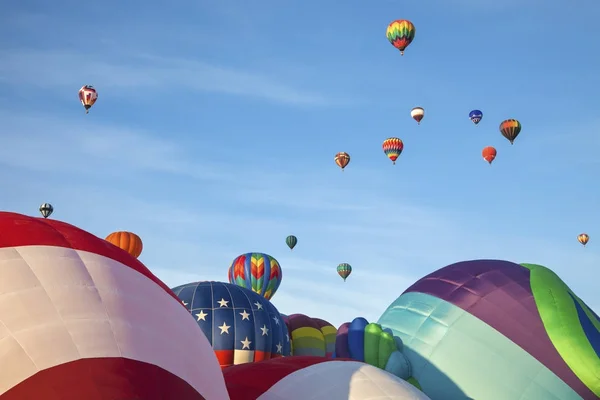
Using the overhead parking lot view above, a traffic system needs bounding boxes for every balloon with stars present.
[172,281,291,369]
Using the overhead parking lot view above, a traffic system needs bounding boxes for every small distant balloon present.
[469,110,483,125]
[499,119,521,144]
[39,203,53,219]
[105,231,143,258]
[78,85,98,114]
[286,235,297,250]
[382,137,404,165]
[578,233,589,247]
[334,152,350,171]
[411,107,424,124]
[482,146,497,165]
[386,20,415,56]
[337,263,352,282]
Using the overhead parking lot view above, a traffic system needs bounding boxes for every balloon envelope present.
[378,259,598,400]
[286,314,336,357]
[223,356,431,399]
[228,252,282,300]
[469,110,483,124]
[0,212,227,400]
[386,20,416,55]
[172,281,291,368]
[105,231,143,258]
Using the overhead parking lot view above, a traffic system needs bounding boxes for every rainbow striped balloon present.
[382,137,404,165]
[284,314,336,357]
[386,20,416,55]
[228,252,282,300]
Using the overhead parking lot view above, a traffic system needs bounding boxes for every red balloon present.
[482,146,497,165]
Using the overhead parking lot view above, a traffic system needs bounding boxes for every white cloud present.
[0,49,341,106]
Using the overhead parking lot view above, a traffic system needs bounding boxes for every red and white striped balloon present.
[0,212,228,400]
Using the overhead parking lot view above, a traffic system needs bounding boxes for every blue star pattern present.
[172,281,291,368]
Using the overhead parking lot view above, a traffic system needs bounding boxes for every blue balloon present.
[348,317,369,361]
[171,281,291,368]
[469,109,483,125]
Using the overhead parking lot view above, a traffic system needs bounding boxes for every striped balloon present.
[386,20,416,55]
[228,252,282,300]
[313,318,337,356]
[499,119,521,144]
[382,137,404,164]
[0,212,228,400]
[286,314,336,357]
[337,263,352,281]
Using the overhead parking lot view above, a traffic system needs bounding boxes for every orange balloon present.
[482,146,497,165]
[105,231,143,258]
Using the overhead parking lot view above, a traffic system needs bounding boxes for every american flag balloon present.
[223,356,432,399]
[0,212,228,400]
[172,281,291,369]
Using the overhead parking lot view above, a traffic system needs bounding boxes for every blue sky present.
[1,0,599,327]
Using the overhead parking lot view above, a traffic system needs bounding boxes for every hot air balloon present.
[411,107,424,124]
[469,110,483,125]
[105,231,143,258]
[172,281,291,369]
[334,317,411,381]
[334,152,350,171]
[337,263,352,281]
[228,252,282,300]
[0,212,228,400]
[283,314,336,357]
[286,235,297,250]
[482,146,497,165]
[378,259,600,399]
[499,119,521,144]
[223,356,432,400]
[78,85,98,114]
[39,203,53,218]
[386,20,416,56]
[382,137,404,165]
[577,233,589,247]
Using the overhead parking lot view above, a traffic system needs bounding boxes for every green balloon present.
[286,235,297,250]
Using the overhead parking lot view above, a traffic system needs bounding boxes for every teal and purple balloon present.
[378,259,599,399]
[469,110,483,125]
[337,263,352,281]
[285,235,297,250]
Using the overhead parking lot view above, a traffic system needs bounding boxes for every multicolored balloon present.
[334,317,411,381]
[78,85,98,114]
[383,137,404,165]
[482,146,497,165]
[105,231,143,258]
[337,263,352,281]
[286,235,297,250]
[334,152,350,171]
[499,119,521,144]
[469,110,483,125]
[228,252,282,300]
[577,233,589,247]
[39,203,53,218]
[282,314,336,357]
[386,20,416,56]
[411,107,424,124]
[378,259,600,399]
[172,281,291,369]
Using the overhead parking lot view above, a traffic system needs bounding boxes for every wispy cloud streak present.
[0,49,342,106]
